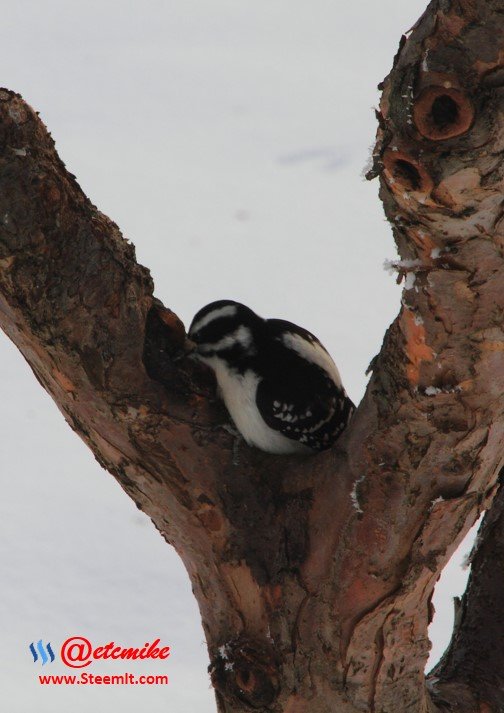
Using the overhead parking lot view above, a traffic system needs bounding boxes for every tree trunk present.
[1,0,504,710]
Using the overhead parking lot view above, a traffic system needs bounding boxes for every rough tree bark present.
[1,1,504,711]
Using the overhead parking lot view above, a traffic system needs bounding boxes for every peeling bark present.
[1,1,504,711]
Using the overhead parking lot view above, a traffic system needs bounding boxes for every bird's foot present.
[215,423,242,465]
[220,423,240,438]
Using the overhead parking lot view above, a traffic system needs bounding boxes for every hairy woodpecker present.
[188,300,354,454]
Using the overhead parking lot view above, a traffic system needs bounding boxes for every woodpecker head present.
[188,300,263,367]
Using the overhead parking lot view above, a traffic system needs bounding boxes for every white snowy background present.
[0,2,480,711]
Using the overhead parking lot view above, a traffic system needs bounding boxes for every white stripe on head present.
[191,304,238,335]
[199,325,253,354]
[280,332,342,387]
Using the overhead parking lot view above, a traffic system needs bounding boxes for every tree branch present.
[1,0,504,710]
[429,469,504,711]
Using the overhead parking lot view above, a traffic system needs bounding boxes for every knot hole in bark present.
[431,94,459,128]
[210,636,280,709]
[413,85,474,140]
[393,159,422,191]
[142,299,199,392]
[382,149,433,195]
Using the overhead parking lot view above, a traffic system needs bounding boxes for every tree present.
[1,0,504,710]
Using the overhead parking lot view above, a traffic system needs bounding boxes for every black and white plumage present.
[188,300,354,454]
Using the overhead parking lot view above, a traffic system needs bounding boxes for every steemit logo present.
[29,640,55,665]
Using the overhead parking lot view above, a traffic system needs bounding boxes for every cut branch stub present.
[382,148,434,197]
[413,84,474,141]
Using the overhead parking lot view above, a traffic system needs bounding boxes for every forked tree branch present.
[1,1,504,711]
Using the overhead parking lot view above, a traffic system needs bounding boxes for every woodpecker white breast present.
[188,300,354,454]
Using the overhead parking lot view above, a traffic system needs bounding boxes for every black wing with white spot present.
[255,337,354,451]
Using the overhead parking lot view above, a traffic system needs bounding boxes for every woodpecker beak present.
[172,337,198,362]
[184,337,198,353]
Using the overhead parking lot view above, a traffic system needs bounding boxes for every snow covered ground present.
[0,2,477,711]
